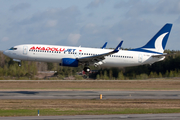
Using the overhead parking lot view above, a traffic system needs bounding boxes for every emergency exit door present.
[138,54,143,63]
[23,46,28,55]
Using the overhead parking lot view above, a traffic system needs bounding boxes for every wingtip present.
[102,42,108,49]
[113,40,123,52]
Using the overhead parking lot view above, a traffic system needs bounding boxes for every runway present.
[0,90,180,99]
[1,113,180,120]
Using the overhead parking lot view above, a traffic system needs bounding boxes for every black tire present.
[18,62,21,67]
[83,67,90,72]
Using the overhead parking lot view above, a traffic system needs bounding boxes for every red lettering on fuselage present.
[40,47,46,50]
[59,48,65,52]
[36,47,41,50]
[30,46,35,50]
[51,47,58,51]
[29,46,65,52]
[46,47,51,51]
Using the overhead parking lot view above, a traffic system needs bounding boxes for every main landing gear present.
[18,62,21,67]
[83,66,91,73]
[83,66,91,79]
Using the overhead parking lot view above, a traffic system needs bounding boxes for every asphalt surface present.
[0,90,180,99]
[1,114,180,120]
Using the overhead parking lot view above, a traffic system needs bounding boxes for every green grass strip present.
[1,108,180,117]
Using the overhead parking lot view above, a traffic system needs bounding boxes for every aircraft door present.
[138,54,143,63]
[23,46,28,55]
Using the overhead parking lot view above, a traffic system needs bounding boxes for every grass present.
[0,99,180,116]
[1,108,180,116]
[0,80,180,90]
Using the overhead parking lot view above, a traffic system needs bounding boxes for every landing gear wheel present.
[18,62,21,67]
[83,67,91,72]
[83,67,91,79]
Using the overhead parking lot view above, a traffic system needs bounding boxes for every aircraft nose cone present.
[3,51,6,55]
[3,50,8,56]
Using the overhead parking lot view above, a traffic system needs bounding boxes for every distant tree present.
[103,70,109,80]
[118,71,124,80]
[47,62,54,70]
[165,70,169,77]
[158,72,162,78]
[169,70,174,77]
[96,74,100,80]
[109,70,113,79]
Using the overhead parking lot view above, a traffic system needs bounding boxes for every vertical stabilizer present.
[130,23,172,54]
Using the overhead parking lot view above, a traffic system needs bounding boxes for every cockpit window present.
[9,47,17,50]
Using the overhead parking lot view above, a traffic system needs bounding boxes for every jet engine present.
[59,58,78,67]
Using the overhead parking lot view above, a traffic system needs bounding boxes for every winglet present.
[113,41,123,53]
[101,42,107,49]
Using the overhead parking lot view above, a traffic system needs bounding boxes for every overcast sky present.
[0,0,180,51]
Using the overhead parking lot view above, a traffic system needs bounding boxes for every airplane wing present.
[101,42,107,49]
[78,41,123,64]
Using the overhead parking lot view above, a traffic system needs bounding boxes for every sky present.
[0,0,180,51]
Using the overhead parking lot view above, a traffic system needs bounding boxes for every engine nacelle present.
[60,58,78,67]
[94,61,103,67]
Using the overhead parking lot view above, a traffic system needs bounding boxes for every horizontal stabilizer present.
[152,53,175,57]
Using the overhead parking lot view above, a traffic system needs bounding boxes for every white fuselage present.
[3,44,165,68]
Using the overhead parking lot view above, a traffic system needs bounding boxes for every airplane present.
[3,23,172,72]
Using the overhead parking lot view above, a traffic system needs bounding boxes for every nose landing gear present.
[13,59,21,67]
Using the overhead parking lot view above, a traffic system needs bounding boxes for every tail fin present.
[130,23,172,54]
